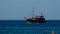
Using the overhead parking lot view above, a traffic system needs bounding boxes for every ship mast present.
[32,8,34,17]
[41,12,43,16]
[41,11,44,17]
[32,8,35,20]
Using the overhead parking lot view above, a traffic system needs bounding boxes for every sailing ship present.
[24,9,45,23]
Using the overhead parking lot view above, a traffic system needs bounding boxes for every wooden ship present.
[24,9,45,23]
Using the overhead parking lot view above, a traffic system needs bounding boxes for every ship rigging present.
[24,9,45,23]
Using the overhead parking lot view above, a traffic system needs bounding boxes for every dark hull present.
[26,18,45,23]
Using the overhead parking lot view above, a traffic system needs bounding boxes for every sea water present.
[0,20,60,34]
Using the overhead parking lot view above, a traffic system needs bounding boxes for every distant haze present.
[0,0,60,20]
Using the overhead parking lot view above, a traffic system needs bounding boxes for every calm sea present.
[0,20,60,34]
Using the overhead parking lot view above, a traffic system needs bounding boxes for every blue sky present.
[0,0,60,20]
